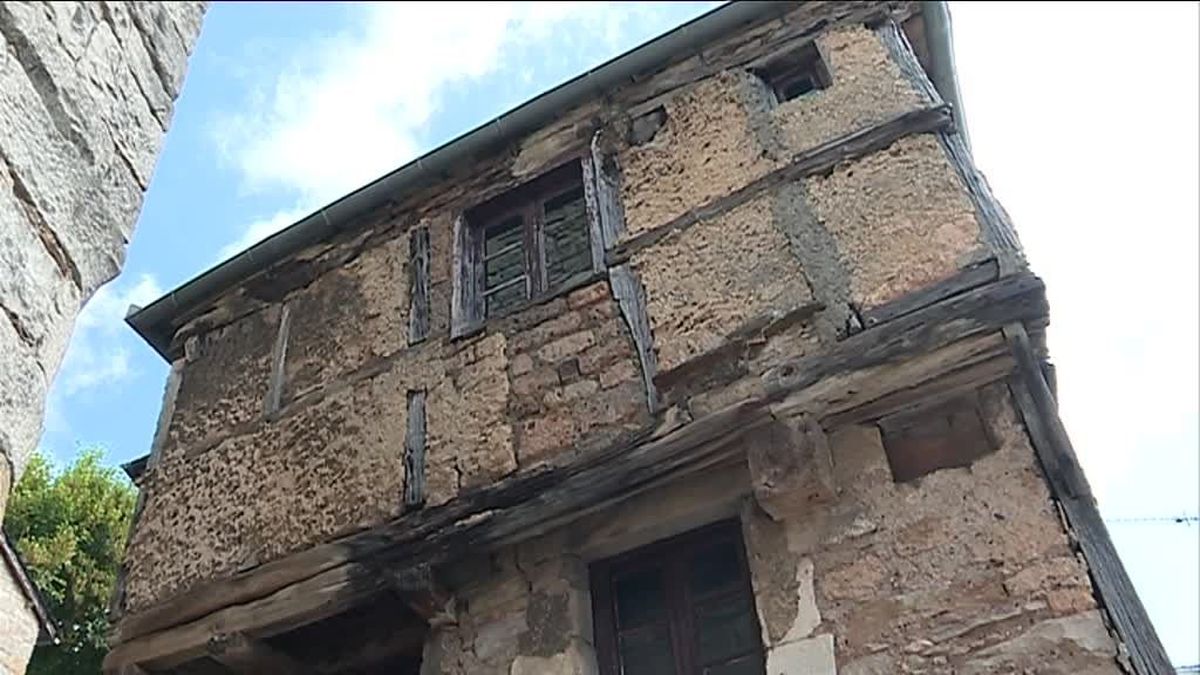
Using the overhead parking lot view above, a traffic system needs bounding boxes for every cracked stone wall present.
[0,2,205,513]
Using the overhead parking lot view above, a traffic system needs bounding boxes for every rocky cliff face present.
[0,2,205,512]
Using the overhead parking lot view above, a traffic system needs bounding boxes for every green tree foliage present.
[4,449,137,674]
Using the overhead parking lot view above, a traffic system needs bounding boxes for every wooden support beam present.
[263,304,291,418]
[403,390,427,508]
[766,272,1047,418]
[109,273,1050,668]
[104,567,392,670]
[207,632,314,674]
[609,265,660,413]
[859,259,998,329]
[1003,323,1172,674]
[408,225,430,345]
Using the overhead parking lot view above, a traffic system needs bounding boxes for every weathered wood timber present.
[403,390,427,508]
[407,225,430,344]
[609,264,660,413]
[1003,323,1173,675]
[765,272,1047,405]
[607,104,955,265]
[107,273,1049,666]
[105,567,393,670]
[263,304,290,418]
[859,259,998,329]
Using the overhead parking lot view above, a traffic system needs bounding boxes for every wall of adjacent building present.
[0,1,205,516]
[0,559,38,675]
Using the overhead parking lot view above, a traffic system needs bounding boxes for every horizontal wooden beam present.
[1003,323,1172,674]
[104,567,391,670]
[765,272,1047,417]
[607,104,954,266]
[109,272,1049,669]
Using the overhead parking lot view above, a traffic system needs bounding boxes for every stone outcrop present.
[0,2,205,513]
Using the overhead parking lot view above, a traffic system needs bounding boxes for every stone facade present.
[0,1,205,512]
[109,3,1161,673]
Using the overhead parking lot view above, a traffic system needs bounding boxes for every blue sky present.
[36,1,1198,666]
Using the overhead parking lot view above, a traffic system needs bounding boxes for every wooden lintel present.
[207,632,314,674]
[821,351,1015,428]
[1003,323,1173,674]
[392,565,455,627]
[109,273,1049,665]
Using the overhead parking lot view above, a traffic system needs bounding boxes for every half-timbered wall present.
[108,4,1153,673]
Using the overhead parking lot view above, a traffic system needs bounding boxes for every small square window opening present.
[754,42,832,104]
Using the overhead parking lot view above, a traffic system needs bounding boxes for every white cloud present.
[210,1,693,261]
[215,206,312,263]
[56,274,163,396]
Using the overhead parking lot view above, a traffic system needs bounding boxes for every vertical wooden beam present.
[450,214,482,338]
[589,132,626,250]
[581,152,607,273]
[608,265,659,413]
[408,225,431,345]
[207,632,313,674]
[1004,322,1172,674]
[403,390,427,508]
[264,304,291,418]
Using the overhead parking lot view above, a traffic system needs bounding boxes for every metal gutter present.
[126,0,791,359]
[921,1,970,151]
[128,1,962,360]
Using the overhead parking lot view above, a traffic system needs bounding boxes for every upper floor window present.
[453,159,609,335]
[590,521,765,675]
[755,42,831,104]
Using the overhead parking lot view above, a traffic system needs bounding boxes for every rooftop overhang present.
[125,0,968,361]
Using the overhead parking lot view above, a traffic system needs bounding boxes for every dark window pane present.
[704,653,764,675]
[689,541,741,598]
[614,567,667,629]
[485,246,525,290]
[618,624,675,675]
[694,593,759,666]
[779,74,816,100]
[483,214,527,317]
[485,215,524,256]
[485,278,526,317]
[542,187,591,287]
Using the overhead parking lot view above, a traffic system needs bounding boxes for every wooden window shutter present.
[451,213,483,338]
[582,135,625,260]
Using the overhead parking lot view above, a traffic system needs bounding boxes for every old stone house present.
[104,2,1171,673]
